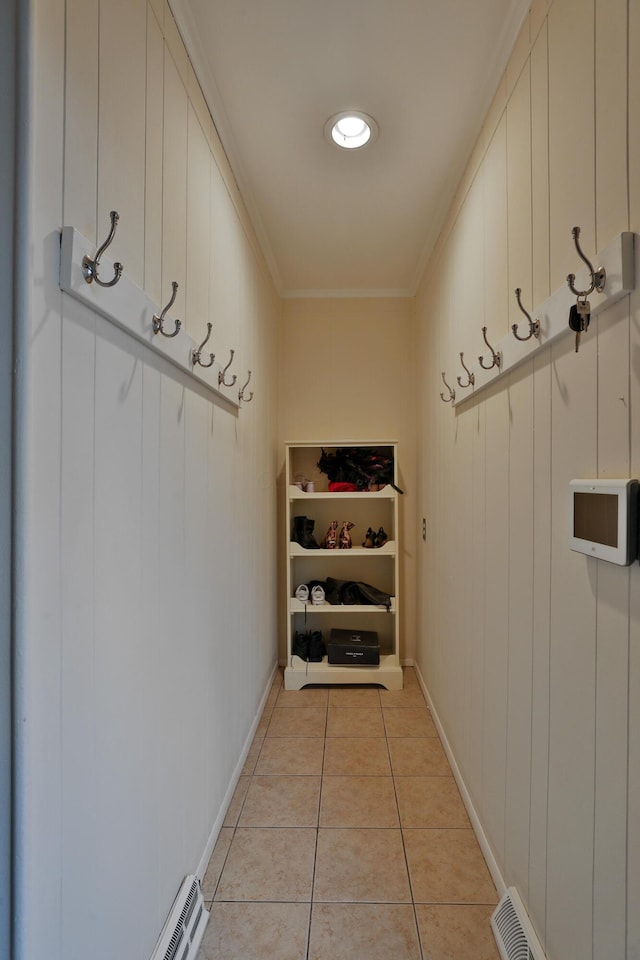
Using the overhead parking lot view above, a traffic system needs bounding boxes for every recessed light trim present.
[325,111,378,150]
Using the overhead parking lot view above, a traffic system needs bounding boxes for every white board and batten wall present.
[415,1,640,959]
[16,2,279,959]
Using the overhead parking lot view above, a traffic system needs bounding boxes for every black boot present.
[293,516,320,549]
[303,519,320,549]
[292,630,310,660]
[292,516,307,545]
[308,630,325,662]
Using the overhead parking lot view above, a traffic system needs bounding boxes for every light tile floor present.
[198,667,500,960]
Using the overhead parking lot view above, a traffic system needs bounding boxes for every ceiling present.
[170,0,530,297]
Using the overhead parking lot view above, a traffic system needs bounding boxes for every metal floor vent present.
[491,887,546,960]
[150,875,209,960]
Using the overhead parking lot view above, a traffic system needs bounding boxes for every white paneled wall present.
[16,2,279,959]
[415,1,639,959]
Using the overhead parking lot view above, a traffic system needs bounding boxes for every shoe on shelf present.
[362,527,375,548]
[292,630,310,660]
[310,584,325,605]
[375,526,388,548]
[292,516,320,549]
[295,583,310,603]
[308,630,325,662]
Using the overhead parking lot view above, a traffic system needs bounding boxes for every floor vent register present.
[491,887,546,960]
[149,874,209,960]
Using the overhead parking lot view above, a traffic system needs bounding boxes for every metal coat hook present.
[239,370,254,403]
[152,281,182,338]
[567,226,606,297]
[439,372,455,403]
[192,322,215,368]
[82,210,123,287]
[512,288,540,341]
[218,349,237,388]
[479,326,502,370]
[456,352,475,389]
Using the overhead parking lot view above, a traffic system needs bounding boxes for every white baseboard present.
[196,659,280,880]
[413,663,507,899]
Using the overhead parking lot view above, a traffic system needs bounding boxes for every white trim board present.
[59,226,243,409]
[413,662,507,900]
[450,231,635,407]
[196,658,280,880]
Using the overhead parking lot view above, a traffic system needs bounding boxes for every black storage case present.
[328,628,380,665]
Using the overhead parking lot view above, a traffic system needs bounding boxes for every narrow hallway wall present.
[414,1,639,958]
[0,2,18,956]
[15,2,280,958]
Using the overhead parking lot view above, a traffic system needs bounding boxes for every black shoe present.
[292,516,320,549]
[362,527,375,548]
[375,526,388,548]
[303,519,320,549]
[308,630,325,662]
[292,630,310,659]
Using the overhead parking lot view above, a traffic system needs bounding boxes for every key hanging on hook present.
[152,282,182,338]
[82,210,123,287]
[512,288,540,341]
[568,295,591,353]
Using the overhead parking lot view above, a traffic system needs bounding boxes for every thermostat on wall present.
[569,478,639,565]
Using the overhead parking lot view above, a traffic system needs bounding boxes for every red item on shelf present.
[328,481,359,492]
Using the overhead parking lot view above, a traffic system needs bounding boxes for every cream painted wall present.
[278,297,417,662]
[0,2,17,956]
[414,1,639,959]
[15,2,279,959]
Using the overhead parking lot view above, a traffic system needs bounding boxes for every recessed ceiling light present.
[324,111,378,150]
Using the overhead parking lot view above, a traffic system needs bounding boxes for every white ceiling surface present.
[171,0,530,297]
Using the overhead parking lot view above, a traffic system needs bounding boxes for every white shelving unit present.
[284,441,402,691]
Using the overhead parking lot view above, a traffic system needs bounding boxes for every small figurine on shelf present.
[339,520,355,549]
[321,520,338,549]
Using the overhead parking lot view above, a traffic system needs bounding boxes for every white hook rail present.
[59,225,240,409]
[450,231,635,408]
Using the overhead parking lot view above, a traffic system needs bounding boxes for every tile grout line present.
[201,669,500,957]
[383,686,427,960]
[305,694,329,959]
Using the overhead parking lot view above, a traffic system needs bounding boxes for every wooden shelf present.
[289,541,396,558]
[288,485,396,501]
[284,441,401,691]
[289,598,396,614]
[285,654,403,691]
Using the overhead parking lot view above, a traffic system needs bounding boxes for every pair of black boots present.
[292,630,325,662]
[292,515,320,549]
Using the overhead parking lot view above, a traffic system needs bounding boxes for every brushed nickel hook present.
[218,349,237,388]
[479,326,501,370]
[82,210,123,287]
[192,322,215,368]
[152,281,182,338]
[239,370,254,403]
[567,226,606,298]
[439,372,455,403]
[512,287,540,341]
[456,352,475,389]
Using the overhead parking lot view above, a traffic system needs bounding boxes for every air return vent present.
[491,887,546,960]
[150,875,209,960]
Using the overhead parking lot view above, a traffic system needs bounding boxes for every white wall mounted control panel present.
[569,478,639,565]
